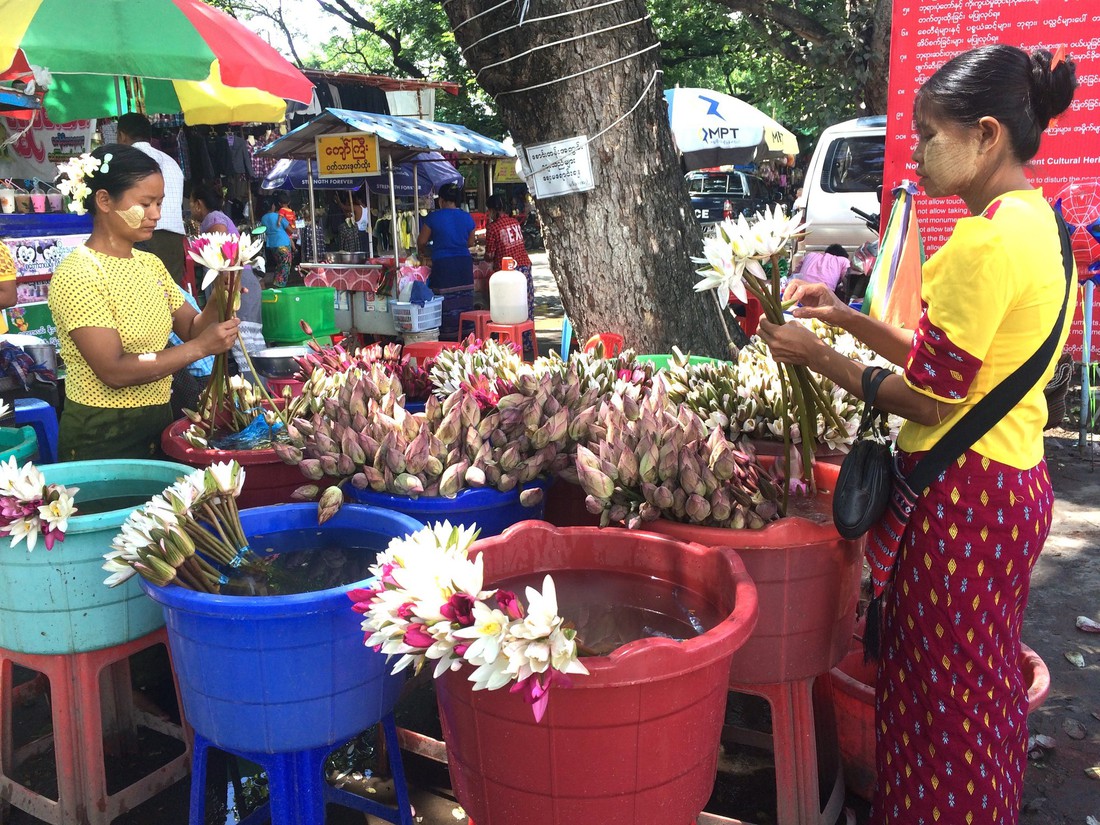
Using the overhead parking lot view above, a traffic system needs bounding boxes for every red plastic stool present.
[402,340,461,365]
[457,310,492,342]
[485,320,539,360]
[582,332,625,357]
[0,629,191,825]
[722,676,845,825]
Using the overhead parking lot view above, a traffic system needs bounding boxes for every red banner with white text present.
[885,0,1100,359]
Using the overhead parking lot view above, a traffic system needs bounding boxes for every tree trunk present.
[864,0,892,114]
[441,0,731,358]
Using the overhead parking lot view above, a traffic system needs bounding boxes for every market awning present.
[258,108,514,163]
[0,86,39,117]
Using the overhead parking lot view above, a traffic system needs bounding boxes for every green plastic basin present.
[635,353,722,370]
[0,425,38,464]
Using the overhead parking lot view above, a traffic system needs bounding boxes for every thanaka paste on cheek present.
[116,204,145,228]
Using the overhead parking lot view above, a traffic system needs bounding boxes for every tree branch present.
[315,0,427,78]
[708,0,834,45]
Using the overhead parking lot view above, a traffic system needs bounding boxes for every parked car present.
[686,170,775,224]
[792,116,886,261]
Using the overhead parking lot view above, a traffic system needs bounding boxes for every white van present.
[793,116,886,259]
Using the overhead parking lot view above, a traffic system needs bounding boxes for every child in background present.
[277,194,298,262]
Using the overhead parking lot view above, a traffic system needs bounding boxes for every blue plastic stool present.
[560,314,573,361]
[188,713,414,825]
[14,398,58,464]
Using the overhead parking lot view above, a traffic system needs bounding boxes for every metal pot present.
[23,343,58,373]
[349,251,368,264]
[322,252,338,264]
[250,346,310,378]
[334,251,354,264]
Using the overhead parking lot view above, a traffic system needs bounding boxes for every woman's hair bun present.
[1029,48,1078,126]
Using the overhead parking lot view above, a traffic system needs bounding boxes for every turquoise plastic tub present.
[0,425,38,464]
[0,459,191,655]
[635,353,722,370]
[141,503,424,753]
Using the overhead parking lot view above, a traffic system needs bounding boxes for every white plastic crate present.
[388,296,444,332]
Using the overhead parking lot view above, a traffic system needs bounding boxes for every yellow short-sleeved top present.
[897,188,1073,469]
[48,247,184,408]
[0,244,15,335]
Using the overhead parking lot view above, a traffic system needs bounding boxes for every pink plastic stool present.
[457,310,492,342]
[0,628,191,825]
[485,320,539,360]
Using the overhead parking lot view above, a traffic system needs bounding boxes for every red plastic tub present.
[161,418,305,509]
[437,520,759,825]
[648,462,864,684]
[826,636,1051,801]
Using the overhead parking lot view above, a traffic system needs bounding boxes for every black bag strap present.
[858,365,891,435]
[905,213,1074,493]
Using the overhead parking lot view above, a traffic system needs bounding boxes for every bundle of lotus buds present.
[534,348,655,397]
[429,336,525,397]
[275,359,606,521]
[292,339,435,402]
[660,327,897,453]
[180,374,326,449]
[572,380,784,529]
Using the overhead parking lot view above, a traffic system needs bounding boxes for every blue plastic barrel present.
[141,503,423,754]
[344,478,549,537]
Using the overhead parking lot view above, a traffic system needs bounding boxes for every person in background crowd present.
[759,45,1077,825]
[116,113,187,286]
[260,198,294,288]
[278,193,298,248]
[189,184,267,381]
[48,145,239,461]
[0,244,18,334]
[417,183,476,339]
[794,243,851,295]
[485,194,534,322]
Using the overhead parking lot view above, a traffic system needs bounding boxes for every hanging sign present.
[0,111,95,182]
[524,136,595,199]
[315,132,380,178]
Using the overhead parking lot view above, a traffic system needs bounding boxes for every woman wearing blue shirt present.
[260,198,293,287]
[417,183,475,291]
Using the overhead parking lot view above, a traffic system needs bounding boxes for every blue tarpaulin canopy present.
[258,108,514,162]
[0,86,39,114]
[261,152,464,195]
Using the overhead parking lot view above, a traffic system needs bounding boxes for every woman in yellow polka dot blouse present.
[49,145,239,461]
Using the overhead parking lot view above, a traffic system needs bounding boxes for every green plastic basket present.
[0,425,38,463]
[261,287,338,344]
[635,353,722,370]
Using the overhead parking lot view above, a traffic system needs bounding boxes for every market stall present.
[258,108,514,340]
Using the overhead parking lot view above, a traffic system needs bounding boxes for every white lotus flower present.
[454,601,510,665]
[38,491,76,533]
[8,517,40,551]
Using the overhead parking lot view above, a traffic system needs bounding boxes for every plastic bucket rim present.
[41,459,193,534]
[345,476,550,512]
[467,520,760,687]
[139,502,424,616]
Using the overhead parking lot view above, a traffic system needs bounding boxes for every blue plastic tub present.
[0,460,191,655]
[140,503,423,754]
[344,478,549,537]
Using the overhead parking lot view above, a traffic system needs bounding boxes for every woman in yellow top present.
[760,45,1077,825]
[49,145,239,461]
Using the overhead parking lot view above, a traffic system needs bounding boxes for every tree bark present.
[441,0,731,358]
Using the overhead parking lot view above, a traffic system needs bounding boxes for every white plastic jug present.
[489,257,528,324]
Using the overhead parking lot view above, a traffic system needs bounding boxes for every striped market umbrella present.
[0,0,313,123]
[862,180,924,330]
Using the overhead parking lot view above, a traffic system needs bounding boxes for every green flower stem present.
[799,365,850,434]
[182,516,235,566]
[777,359,792,517]
[784,362,819,495]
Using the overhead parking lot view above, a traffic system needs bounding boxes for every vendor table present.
[300,262,386,292]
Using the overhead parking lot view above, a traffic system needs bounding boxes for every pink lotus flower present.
[494,588,524,620]
[220,240,239,265]
[441,593,476,626]
[403,623,435,649]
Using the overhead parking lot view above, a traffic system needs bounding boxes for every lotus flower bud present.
[518,463,541,484]
[352,412,370,434]
[730,506,747,530]
[567,408,596,441]
[484,463,502,486]
[274,443,303,465]
[746,511,766,530]
[522,402,542,431]
[657,443,678,482]
[498,473,518,493]
[671,488,688,516]
[616,450,639,488]
[319,455,339,477]
[336,454,356,476]
[489,429,508,449]
[393,473,425,497]
[437,408,462,446]
[499,445,523,472]
[584,494,605,515]
[529,426,550,451]
[317,485,344,524]
[299,459,324,480]
[438,461,469,499]
[685,494,711,523]
[465,427,484,458]
[403,411,421,442]
[424,456,444,477]
[462,465,485,487]
[575,450,614,500]
[349,473,369,490]
[384,447,406,475]
[476,412,500,439]
[363,466,387,492]
[756,500,778,521]
[518,486,544,508]
[607,504,628,524]
[638,502,660,521]
[710,489,732,524]
[292,483,321,500]
[460,393,481,430]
